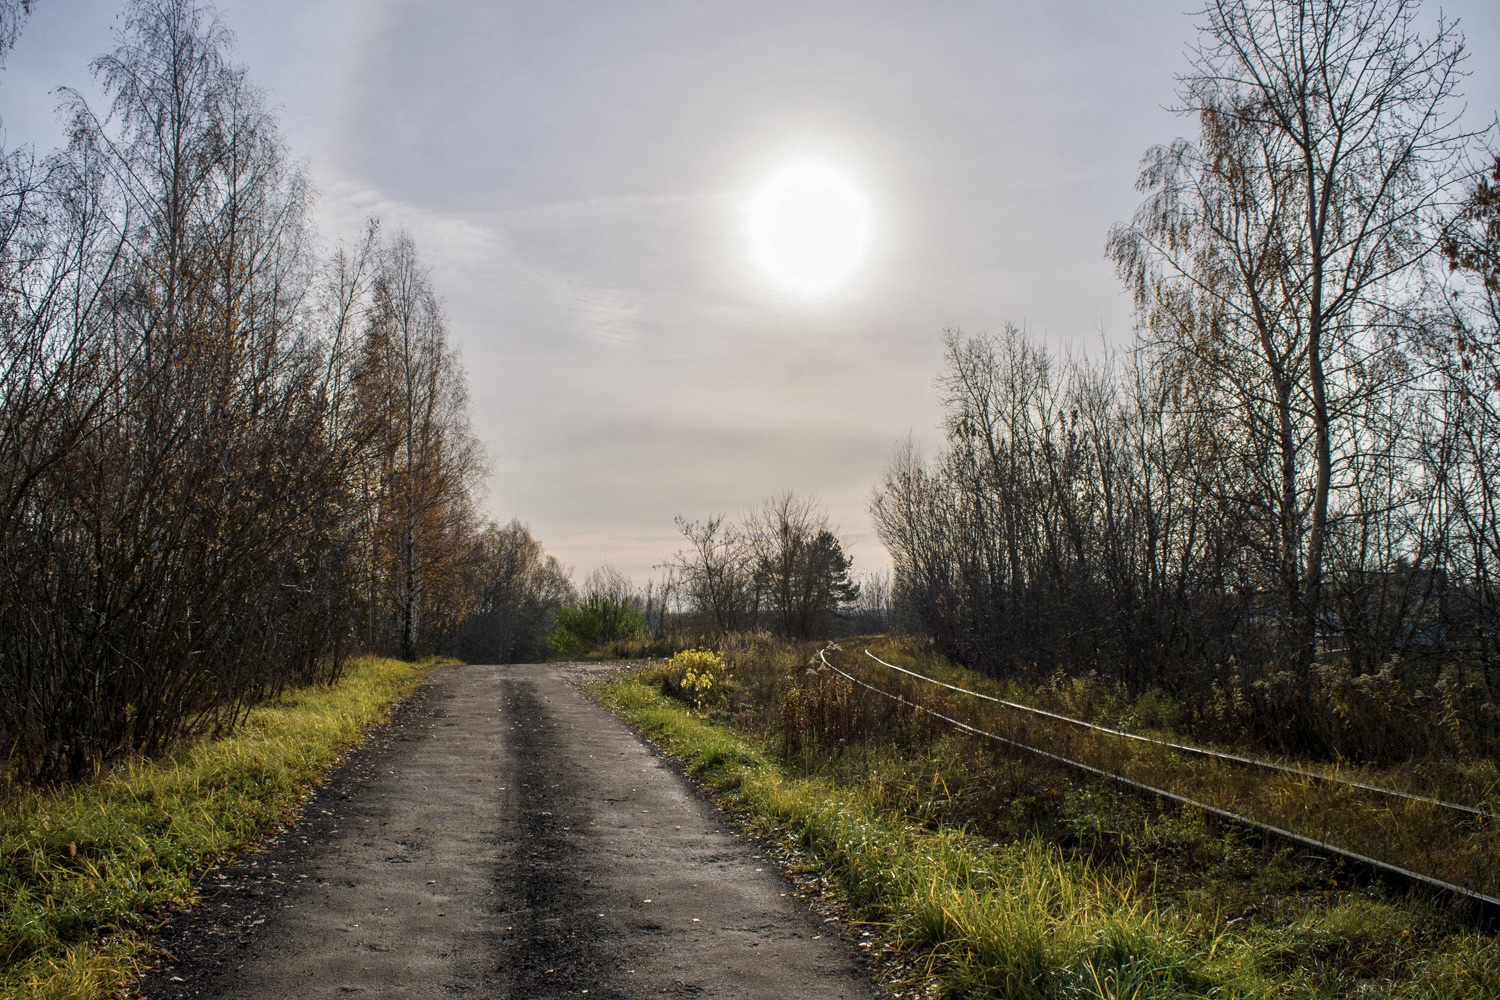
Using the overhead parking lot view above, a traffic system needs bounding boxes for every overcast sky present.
[5,1,1497,587]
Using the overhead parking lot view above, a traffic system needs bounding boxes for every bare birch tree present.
[1108,0,1471,658]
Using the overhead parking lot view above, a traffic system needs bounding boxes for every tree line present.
[0,0,570,783]
[872,0,1500,761]
[533,493,888,654]
[663,492,870,641]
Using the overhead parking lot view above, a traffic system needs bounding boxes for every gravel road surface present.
[134,663,878,999]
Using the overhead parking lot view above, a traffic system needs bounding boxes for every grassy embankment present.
[592,638,1500,999]
[0,656,434,1000]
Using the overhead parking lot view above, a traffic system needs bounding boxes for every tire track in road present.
[496,676,606,994]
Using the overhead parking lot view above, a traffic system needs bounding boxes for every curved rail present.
[863,649,1497,821]
[817,647,1500,928]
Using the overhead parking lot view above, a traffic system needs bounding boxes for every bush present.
[547,595,645,655]
[660,649,729,709]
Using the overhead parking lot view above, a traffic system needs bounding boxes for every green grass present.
[0,655,434,999]
[593,663,1500,999]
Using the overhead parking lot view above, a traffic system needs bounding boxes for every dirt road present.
[136,663,877,999]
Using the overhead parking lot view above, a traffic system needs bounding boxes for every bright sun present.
[746,161,871,296]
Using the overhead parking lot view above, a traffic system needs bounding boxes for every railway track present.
[817,645,1500,929]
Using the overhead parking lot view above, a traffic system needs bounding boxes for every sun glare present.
[746,161,871,296]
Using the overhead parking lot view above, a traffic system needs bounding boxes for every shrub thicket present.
[0,1,549,782]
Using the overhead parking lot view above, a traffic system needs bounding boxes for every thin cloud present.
[500,191,732,230]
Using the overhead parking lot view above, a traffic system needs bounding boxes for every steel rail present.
[863,649,1497,821]
[817,649,1500,928]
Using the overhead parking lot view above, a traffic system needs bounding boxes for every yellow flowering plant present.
[663,648,729,710]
